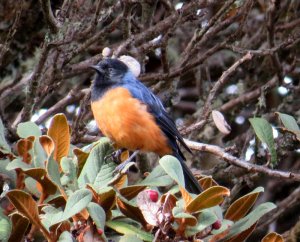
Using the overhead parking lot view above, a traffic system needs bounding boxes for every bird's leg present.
[113,150,139,174]
[104,148,127,164]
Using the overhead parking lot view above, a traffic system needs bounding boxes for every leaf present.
[17,121,41,138]
[224,202,276,240]
[119,234,143,242]
[261,232,284,242]
[106,220,154,241]
[8,213,29,242]
[33,138,47,168]
[186,186,230,213]
[0,118,11,153]
[249,117,277,164]
[173,206,197,226]
[23,168,57,195]
[87,202,106,231]
[59,189,92,223]
[159,155,185,187]
[139,165,173,187]
[117,196,147,226]
[212,110,231,134]
[0,159,16,188]
[73,148,89,176]
[78,138,114,188]
[6,158,32,171]
[58,231,75,242]
[185,209,218,237]
[225,187,264,221]
[199,176,218,190]
[276,112,300,131]
[87,185,116,214]
[136,190,160,226]
[17,137,34,164]
[39,135,55,157]
[47,114,70,163]
[226,222,257,242]
[60,157,77,186]
[119,185,146,200]
[0,210,12,241]
[47,155,62,187]
[6,190,49,238]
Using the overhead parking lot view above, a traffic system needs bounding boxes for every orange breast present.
[91,87,171,156]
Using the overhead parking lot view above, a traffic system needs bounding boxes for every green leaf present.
[60,189,92,222]
[159,155,185,187]
[224,202,276,240]
[185,209,218,237]
[61,157,77,187]
[58,231,75,242]
[41,206,64,230]
[33,139,47,168]
[106,220,154,242]
[0,159,16,188]
[78,138,115,189]
[47,155,62,187]
[87,202,106,230]
[6,158,32,171]
[119,234,143,242]
[139,165,173,187]
[276,112,300,131]
[0,118,11,153]
[0,210,12,241]
[17,121,42,138]
[25,177,41,198]
[249,118,277,164]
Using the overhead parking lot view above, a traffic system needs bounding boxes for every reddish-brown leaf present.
[47,114,70,163]
[17,137,34,164]
[225,188,263,221]
[6,190,51,240]
[186,186,230,213]
[39,135,55,157]
[119,185,147,200]
[116,196,147,227]
[225,222,257,242]
[261,232,284,242]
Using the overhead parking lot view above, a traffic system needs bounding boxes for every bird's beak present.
[89,65,103,73]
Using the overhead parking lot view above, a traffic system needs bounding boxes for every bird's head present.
[90,58,129,86]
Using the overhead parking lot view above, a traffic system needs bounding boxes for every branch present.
[219,76,278,112]
[35,88,88,125]
[257,186,300,230]
[12,45,51,127]
[184,139,300,182]
[180,52,253,135]
[39,0,60,33]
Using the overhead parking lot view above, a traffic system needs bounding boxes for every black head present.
[90,58,129,86]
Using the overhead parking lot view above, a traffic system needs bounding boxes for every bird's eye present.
[108,68,114,73]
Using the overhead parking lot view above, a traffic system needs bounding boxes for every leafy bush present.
[0,114,281,241]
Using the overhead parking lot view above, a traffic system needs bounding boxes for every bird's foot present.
[113,150,139,174]
[104,148,126,164]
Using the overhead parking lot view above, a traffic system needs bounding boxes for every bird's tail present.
[174,152,202,194]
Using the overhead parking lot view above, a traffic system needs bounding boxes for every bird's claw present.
[104,149,125,164]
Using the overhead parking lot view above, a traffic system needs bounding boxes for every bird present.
[90,58,202,194]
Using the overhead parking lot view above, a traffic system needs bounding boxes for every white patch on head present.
[118,55,141,77]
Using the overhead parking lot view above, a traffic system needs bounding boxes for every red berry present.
[97,228,103,235]
[212,220,222,230]
[146,190,159,202]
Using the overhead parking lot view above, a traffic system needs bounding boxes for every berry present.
[212,220,222,230]
[146,190,159,202]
